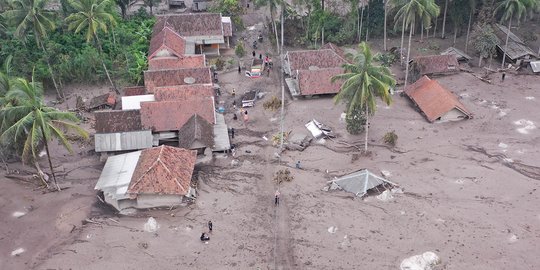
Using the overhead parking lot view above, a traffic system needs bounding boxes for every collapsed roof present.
[330,169,397,197]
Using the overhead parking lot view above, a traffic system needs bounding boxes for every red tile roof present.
[411,55,459,76]
[148,27,186,59]
[94,110,142,133]
[322,42,349,62]
[154,85,214,101]
[140,99,216,132]
[404,76,472,122]
[148,55,206,70]
[128,145,197,196]
[144,68,213,93]
[178,114,214,149]
[297,68,344,95]
[153,13,223,38]
[123,86,146,96]
[287,49,346,71]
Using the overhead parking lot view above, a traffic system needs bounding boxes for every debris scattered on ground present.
[376,190,394,201]
[144,217,159,233]
[263,96,282,111]
[285,133,312,151]
[508,234,518,243]
[274,169,293,184]
[12,211,27,218]
[262,136,268,141]
[305,119,335,138]
[328,226,338,234]
[271,131,291,146]
[11,248,25,256]
[400,251,440,270]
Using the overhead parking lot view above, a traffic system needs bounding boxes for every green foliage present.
[346,106,367,135]
[235,41,246,57]
[0,14,154,86]
[470,24,498,59]
[213,57,226,71]
[374,53,397,67]
[383,130,398,147]
[210,0,244,30]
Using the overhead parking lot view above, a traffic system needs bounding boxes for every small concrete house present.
[404,76,472,123]
[148,26,206,70]
[95,145,197,211]
[284,44,347,97]
[152,13,233,55]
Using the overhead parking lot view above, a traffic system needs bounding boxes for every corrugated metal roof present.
[121,95,156,110]
[95,130,154,152]
[331,169,397,197]
[95,151,142,200]
[213,113,230,151]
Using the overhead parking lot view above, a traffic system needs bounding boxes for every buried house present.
[95,145,197,211]
[405,76,472,123]
[330,169,397,198]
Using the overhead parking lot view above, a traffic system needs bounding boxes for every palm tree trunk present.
[400,18,405,65]
[421,21,424,41]
[40,126,60,191]
[281,4,284,53]
[383,1,387,51]
[364,106,369,152]
[465,9,473,52]
[357,6,360,41]
[433,16,438,37]
[365,3,370,41]
[501,17,511,69]
[404,25,413,90]
[94,34,118,94]
[272,13,280,53]
[39,42,63,100]
[359,6,364,41]
[441,0,448,38]
[34,161,50,189]
[321,25,325,46]
[453,24,457,45]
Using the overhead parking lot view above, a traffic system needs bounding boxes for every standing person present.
[243,110,249,127]
[275,190,280,205]
[208,221,213,232]
[501,72,506,82]
[238,65,241,73]
[296,161,301,169]
[259,53,262,60]
[232,88,236,96]
[252,51,256,57]
[231,127,235,138]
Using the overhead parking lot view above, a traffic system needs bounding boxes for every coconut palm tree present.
[395,0,439,89]
[0,76,88,190]
[331,42,396,152]
[2,0,63,99]
[66,0,118,92]
[464,0,476,52]
[493,0,527,68]
[256,0,282,53]
[0,55,14,106]
[392,0,407,65]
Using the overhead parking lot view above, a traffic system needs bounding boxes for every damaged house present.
[94,110,153,153]
[284,44,347,97]
[404,76,472,123]
[409,55,459,82]
[95,145,197,211]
